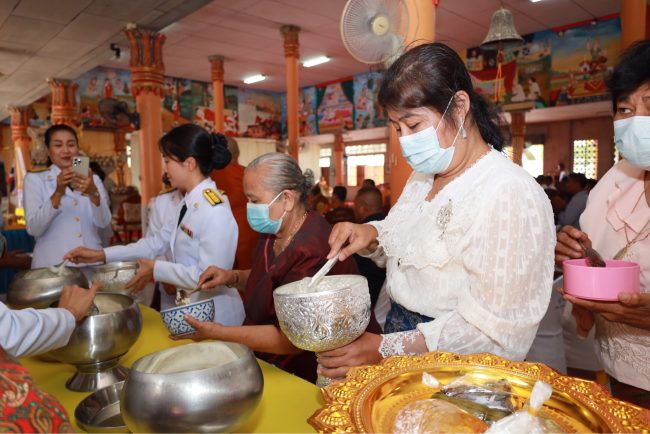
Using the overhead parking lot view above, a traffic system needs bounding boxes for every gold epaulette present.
[202,188,223,206]
[28,166,50,173]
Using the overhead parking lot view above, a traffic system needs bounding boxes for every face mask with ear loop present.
[398,96,468,174]
[246,191,286,234]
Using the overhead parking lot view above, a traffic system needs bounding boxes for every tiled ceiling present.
[127,0,624,92]
[0,0,632,120]
[0,0,212,120]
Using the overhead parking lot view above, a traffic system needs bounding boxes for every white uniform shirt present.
[0,302,75,358]
[147,189,183,310]
[367,150,556,361]
[24,165,112,268]
[105,178,245,326]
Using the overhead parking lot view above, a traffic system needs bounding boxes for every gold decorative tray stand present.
[309,351,650,433]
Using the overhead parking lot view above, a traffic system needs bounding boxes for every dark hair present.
[332,186,347,202]
[44,124,78,147]
[568,172,587,189]
[355,186,383,211]
[89,161,105,181]
[607,39,650,112]
[362,178,376,187]
[159,124,231,177]
[378,42,506,151]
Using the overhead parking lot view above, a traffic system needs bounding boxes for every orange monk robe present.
[211,163,257,269]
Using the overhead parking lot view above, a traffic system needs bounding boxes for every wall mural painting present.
[162,77,194,131]
[466,17,621,107]
[238,88,282,140]
[316,80,354,134]
[77,66,135,128]
[300,86,318,136]
[353,71,386,130]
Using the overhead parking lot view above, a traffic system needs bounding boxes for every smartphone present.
[72,156,90,176]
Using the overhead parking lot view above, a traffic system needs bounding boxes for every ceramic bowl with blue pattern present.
[160,299,215,336]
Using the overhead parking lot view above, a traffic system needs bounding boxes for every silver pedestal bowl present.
[7,267,88,309]
[91,262,139,295]
[121,342,263,433]
[273,275,371,386]
[48,293,143,392]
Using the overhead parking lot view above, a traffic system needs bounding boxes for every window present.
[319,157,331,168]
[346,154,385,186]
[501,144,544,177]
[346,143,387,155]
[344,143,387,186]
[573,139,598,179]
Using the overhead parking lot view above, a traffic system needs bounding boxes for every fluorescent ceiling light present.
[530,0,543,2]
[243,74,266,84]
[303,56,331,68]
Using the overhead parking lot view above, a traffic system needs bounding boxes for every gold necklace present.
[615,180,650,259]
[274,211,308,253]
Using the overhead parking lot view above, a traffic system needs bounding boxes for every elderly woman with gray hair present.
[180,152,370,382]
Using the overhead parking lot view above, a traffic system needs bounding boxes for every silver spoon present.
[309,252,340,289]
[579,241,606,267]
[49,259,69,275]
[176,286,201,306]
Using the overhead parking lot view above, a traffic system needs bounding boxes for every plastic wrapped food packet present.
[485,381,553,434]
[441,375,518,412]
[393,399,489,434]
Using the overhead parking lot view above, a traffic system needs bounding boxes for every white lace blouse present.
[367,150,556,361]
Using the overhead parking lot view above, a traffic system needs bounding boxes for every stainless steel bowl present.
[91,262,138,294]
[7,267,88,309]
[121,342,263,433]
[75,381,128,433]
[273,275,371,352]
[49,293,143,392]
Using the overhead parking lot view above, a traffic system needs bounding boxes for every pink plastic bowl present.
[563,259,640,301]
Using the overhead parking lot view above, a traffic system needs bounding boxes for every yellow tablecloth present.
[22,306,321,433]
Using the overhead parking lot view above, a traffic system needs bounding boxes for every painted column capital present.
[125,26,166,98]
[47,78,79,127]
[209,55,225,82]
[280,25,300,58]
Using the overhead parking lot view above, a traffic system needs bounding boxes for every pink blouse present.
[580,159,650,390]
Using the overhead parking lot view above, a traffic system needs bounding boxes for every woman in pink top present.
[556,40,650,407]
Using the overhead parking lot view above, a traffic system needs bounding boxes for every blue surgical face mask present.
[614,116,650,170]
[398,97,464,174]
[246,191,286,234]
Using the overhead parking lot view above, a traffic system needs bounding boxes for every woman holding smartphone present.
[23,124,111,269]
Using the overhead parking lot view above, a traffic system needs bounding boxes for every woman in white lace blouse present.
[318,43,555,379]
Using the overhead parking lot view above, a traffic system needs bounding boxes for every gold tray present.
[309,352,650,433]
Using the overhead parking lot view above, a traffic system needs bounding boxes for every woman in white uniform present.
[23,124,112,268]
[147,175,183,310]
[66,124,245,326]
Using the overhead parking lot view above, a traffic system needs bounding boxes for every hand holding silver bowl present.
[91,261,139,295]
[49,292,143,392]
[273,274,371,386]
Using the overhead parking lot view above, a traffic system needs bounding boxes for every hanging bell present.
[481,7,524,49]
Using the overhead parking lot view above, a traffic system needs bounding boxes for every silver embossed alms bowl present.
[91,262,138,294]
[273,275,371,352]
[121,342,263,433]
[8,267,88,309]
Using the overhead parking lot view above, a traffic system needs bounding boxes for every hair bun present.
[209,132,232,170]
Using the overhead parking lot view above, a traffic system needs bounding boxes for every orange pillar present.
[621,0,647,50]
[510,111,526,166]
[334,131,345,185]
[281,25,300,160]
[47,78,79,127]
[209,55,225,134]
[388,0,436,205]
[125,26,166,205]
[9,106,33,191]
